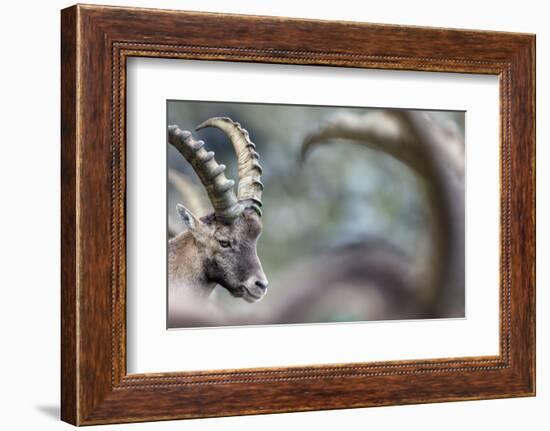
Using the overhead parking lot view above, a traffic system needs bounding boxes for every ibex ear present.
[176,204,200,231]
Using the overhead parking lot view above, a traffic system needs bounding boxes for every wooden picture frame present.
[61,4,535,425]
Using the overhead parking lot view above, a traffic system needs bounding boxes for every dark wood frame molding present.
[61,4,535,425]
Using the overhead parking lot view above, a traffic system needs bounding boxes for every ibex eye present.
[218,239,231,248]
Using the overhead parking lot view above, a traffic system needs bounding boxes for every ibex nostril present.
[255,280,268,291]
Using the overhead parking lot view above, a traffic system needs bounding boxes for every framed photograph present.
[61,4,535,425]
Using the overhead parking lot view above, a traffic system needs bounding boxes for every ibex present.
[167,117,268,319]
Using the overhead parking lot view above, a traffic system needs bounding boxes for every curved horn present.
[196,117,263,216]
[168,125,243,222]
[301,111,424,175]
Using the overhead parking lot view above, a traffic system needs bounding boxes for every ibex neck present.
[168,231,216,300]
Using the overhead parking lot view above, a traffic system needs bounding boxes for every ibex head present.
[168,117,268,303]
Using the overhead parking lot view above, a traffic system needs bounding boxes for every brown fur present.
[168,207,268,321]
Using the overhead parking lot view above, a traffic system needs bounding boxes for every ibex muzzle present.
[168,117,268,304]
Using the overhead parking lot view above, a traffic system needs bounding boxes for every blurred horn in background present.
[167,168,210,237]
[299,109,465,319]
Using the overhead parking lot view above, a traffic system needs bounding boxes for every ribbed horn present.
[168,125,243,223]
[196,117,263,217]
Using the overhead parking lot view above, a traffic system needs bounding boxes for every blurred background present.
[167,100,465,328]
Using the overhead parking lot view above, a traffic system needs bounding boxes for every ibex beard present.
[167,117,268,313]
